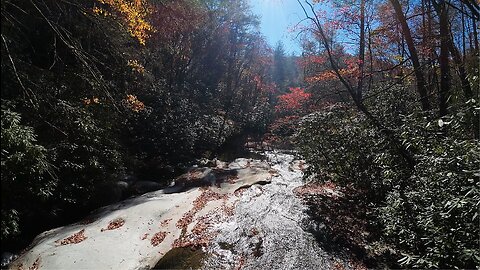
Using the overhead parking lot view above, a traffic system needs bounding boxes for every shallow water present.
[8,150,353,270]
[202,150,349,270]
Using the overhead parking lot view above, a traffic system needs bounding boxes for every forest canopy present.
[1,0,279,249]
[1,0,479,268]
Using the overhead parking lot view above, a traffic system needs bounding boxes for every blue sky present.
[249,0,306,55]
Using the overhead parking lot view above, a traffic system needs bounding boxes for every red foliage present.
[151,0,205,43]
[275,87,311,112]
[266,115,301,147]
[253,75,276,94]
[307,55,328,65]
[269,115,300,133]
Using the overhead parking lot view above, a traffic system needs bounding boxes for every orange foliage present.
[127,59,145,73]
[306,57,361,83]
[93,0,154,45]
[124,94,145,112]
[82,96,100,105]
[306,70,338,83]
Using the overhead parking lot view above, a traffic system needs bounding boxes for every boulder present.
[129,181,163,195]
[90,181,130,209]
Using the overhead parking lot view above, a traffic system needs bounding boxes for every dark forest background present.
[1,0,478,268]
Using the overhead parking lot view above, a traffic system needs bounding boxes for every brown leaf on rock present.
[172,189,233,249]
[159,218,172,227]
[173,208,223,249]
[293,181,342,199]
[333,260,346,270]
[151,231,168,246]
[101,218,125,232]
[349,258,368,270]
[226,175,238,184]
[222,203,235,216]
[28,257,40,270]
[176,189,227,230]
[191,216,210,236]
[234,188,247,196]
[56,229,87,245]
[268,169,279,176]
[172,229,217,249]
[250,227,259,237]
[297,182,375,268]
[176,211,196,231]
[298,161,305,171]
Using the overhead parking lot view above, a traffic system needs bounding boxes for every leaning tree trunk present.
[356,0,366,101]
[390,0,431,111]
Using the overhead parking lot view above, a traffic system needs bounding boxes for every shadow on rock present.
[296,184,398,269]
[163,168,239,194]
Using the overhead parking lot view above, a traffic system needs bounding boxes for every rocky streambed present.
[9,151,358,270]
[201,151,356,270]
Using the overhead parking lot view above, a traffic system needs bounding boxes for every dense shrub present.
[378,102,480,268]
[1,106,56,240]
[295,105,403,196]
[1,0,276,249]
[296,96,479,268]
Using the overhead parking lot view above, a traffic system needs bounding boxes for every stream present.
[8,150,355,270]
[201,151,350,269]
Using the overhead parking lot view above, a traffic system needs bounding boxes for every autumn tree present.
[273,41,287,92]
[389,0,431,111]
[268,87,312,148]
[295,0,479,268]
[1,0,277,250]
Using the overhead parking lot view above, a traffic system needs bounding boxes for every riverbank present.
[8,154,273,269]
[9,151,366,270]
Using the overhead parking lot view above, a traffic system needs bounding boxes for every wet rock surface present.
[8,151,359,270]
[8,155,273,270]
[203,151,353,270]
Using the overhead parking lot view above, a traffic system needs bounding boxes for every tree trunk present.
[447,18,479,138]
[356,0,366,101]
[297,0,416,170]
[434,0,451,116]
[473,16,479,52]
[390,0,431,111]
[448,36,473,100]
[461,3,466,60]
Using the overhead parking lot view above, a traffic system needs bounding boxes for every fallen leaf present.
[56,229,87,245]
[151,232,168,246]
[101,218,125,232]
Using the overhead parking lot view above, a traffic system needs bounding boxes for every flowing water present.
[201,150,351,270]
[8,150,355,270]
